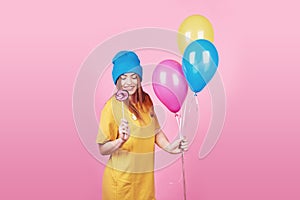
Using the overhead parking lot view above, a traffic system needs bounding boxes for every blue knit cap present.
[112,51,143,85]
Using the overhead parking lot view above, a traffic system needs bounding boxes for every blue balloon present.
[182,39,219,94]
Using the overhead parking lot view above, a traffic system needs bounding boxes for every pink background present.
[1,0,300,199]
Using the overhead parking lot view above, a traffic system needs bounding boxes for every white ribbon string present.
[175,109,187,200]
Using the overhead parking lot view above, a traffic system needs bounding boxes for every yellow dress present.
[96,96,160,200]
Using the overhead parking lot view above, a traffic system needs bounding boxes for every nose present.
[125,77,132,84]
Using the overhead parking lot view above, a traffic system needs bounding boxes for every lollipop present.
[115,90,129,140]
[115,90,129,119]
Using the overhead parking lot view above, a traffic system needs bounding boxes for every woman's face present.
[120,73,138,95]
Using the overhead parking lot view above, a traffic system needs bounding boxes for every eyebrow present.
[121,74,137,77]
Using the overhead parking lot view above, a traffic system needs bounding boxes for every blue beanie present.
[112,51,143,85]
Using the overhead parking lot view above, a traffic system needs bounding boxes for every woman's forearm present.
[155,130,188,154]
[98,138,124,155]
[155,130,171,153]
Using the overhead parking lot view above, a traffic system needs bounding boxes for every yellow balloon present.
[177,15,214,54]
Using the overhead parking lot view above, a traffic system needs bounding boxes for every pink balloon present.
[152,59,188,113]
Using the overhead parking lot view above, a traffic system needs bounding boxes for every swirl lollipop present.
[115,90,129,119]
[115,90,129,140]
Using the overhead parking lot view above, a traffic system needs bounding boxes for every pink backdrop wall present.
[1,0,300,199]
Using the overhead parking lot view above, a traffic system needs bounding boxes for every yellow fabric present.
[96,96,160,200]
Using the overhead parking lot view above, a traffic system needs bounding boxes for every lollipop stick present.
[122,102,124,119]
[116,90,129,140]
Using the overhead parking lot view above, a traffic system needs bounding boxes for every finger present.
[180,141,188,149]
[121,124,129,131]
[125,131,130,139]
[119,127,127,135]
[181,138,188,142]
[182,147,188,152]
[120,124,126,129]
[181,141,188,146]
[120,124,128,131]
[180,145,188,151]
[121,119,128,124]
[181,139,188,144]
[181,142,188,147]
[127,131,130,136]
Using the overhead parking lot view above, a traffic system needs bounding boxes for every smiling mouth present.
[124,86,135,91]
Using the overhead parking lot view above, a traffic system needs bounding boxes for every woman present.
[96,51,188,200]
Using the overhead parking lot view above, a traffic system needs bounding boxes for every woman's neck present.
[129,92,137,104]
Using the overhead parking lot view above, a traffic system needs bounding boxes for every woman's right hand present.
[99,121,130,155]
[118,119,130,142]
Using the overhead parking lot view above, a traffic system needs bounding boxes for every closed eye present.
[131,74,137,79]
[120,75,127,80]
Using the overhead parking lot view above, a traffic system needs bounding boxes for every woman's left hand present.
[166,137,188,154]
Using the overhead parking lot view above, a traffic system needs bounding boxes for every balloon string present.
[181,98,187,132]
[194,95,199,112]
[170,114,183,185]
[175,113,187,200]
[175,113,181,132]
[181,100,187,200]
[182,152,187,200]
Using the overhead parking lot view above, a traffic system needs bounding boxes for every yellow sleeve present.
[96,100,118,144]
